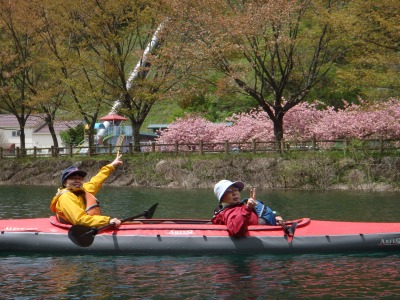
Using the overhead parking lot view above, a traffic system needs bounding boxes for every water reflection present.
[1,254,399,299]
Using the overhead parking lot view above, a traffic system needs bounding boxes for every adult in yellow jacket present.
[50,153,123,228]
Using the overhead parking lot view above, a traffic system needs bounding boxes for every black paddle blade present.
[281,222,298,244]
[68,225,96,247]
[143,203,158,219]
[289,222,297,236]
[281,222,297,237]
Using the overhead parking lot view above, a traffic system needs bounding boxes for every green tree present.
[60,123,84,146]
[32,0,118,154]
[0,0,77,152]
[338,0,400,101]
[33,0,181,152]
[80,1,168,151]
[0,0,44,152]
[163,0,352,144]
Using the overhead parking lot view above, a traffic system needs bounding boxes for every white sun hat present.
[214,179,244,202]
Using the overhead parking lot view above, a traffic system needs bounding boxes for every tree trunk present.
[48,123,59,155]
[132,124,141,152]
[19,129,26,157]
[87,128,95,155]
[44,112,59,151]
[272,112,284,152]
[49,124,58,148]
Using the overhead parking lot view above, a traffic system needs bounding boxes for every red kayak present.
[1,216,399,254]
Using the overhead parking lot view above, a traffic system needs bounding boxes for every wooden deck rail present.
[0,137,398,159]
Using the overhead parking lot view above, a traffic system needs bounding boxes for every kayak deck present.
[2,217,398,236]
[0,217,399,254]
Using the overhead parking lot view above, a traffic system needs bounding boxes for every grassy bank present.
[1,149,400,191]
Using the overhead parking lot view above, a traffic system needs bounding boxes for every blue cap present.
[61,166,87,186]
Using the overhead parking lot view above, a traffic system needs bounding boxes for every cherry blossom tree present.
[312,98,400,140]
[157,115,225,151]
[157,98,400,149]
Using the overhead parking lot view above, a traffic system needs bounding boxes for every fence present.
[0,137,399,159]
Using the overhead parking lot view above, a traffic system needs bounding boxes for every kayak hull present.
[1,217,399,255]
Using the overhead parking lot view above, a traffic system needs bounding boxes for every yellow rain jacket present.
[50,164,116,228]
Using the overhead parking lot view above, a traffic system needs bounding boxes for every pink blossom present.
[157,98,400,146]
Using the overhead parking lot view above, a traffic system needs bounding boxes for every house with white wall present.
[0,114,82,152]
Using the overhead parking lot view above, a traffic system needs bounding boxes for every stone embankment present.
[0,155,399,191]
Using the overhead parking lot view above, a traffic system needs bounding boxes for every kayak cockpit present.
[49,215,310,232]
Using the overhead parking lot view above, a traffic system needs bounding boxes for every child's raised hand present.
[250,187,256,200]
[111,151,123,167]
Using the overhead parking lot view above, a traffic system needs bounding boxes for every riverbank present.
[0,152,399,191]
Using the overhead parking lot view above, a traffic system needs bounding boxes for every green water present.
[0,185,399,299]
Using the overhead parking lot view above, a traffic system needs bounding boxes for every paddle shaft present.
[69,203,159,247]
[95,211,148,233]
[79,203,159,238]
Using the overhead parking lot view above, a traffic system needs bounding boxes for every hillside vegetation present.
[1,0,398,150]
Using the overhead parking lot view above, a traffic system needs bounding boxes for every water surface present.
[0,185,399,299]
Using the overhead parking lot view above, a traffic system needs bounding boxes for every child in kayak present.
[212,179,284,236]
[50,152,123,228]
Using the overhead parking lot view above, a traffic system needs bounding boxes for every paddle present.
[279,221,297,243]
[250,187,297,241]
[68,203,158,247]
